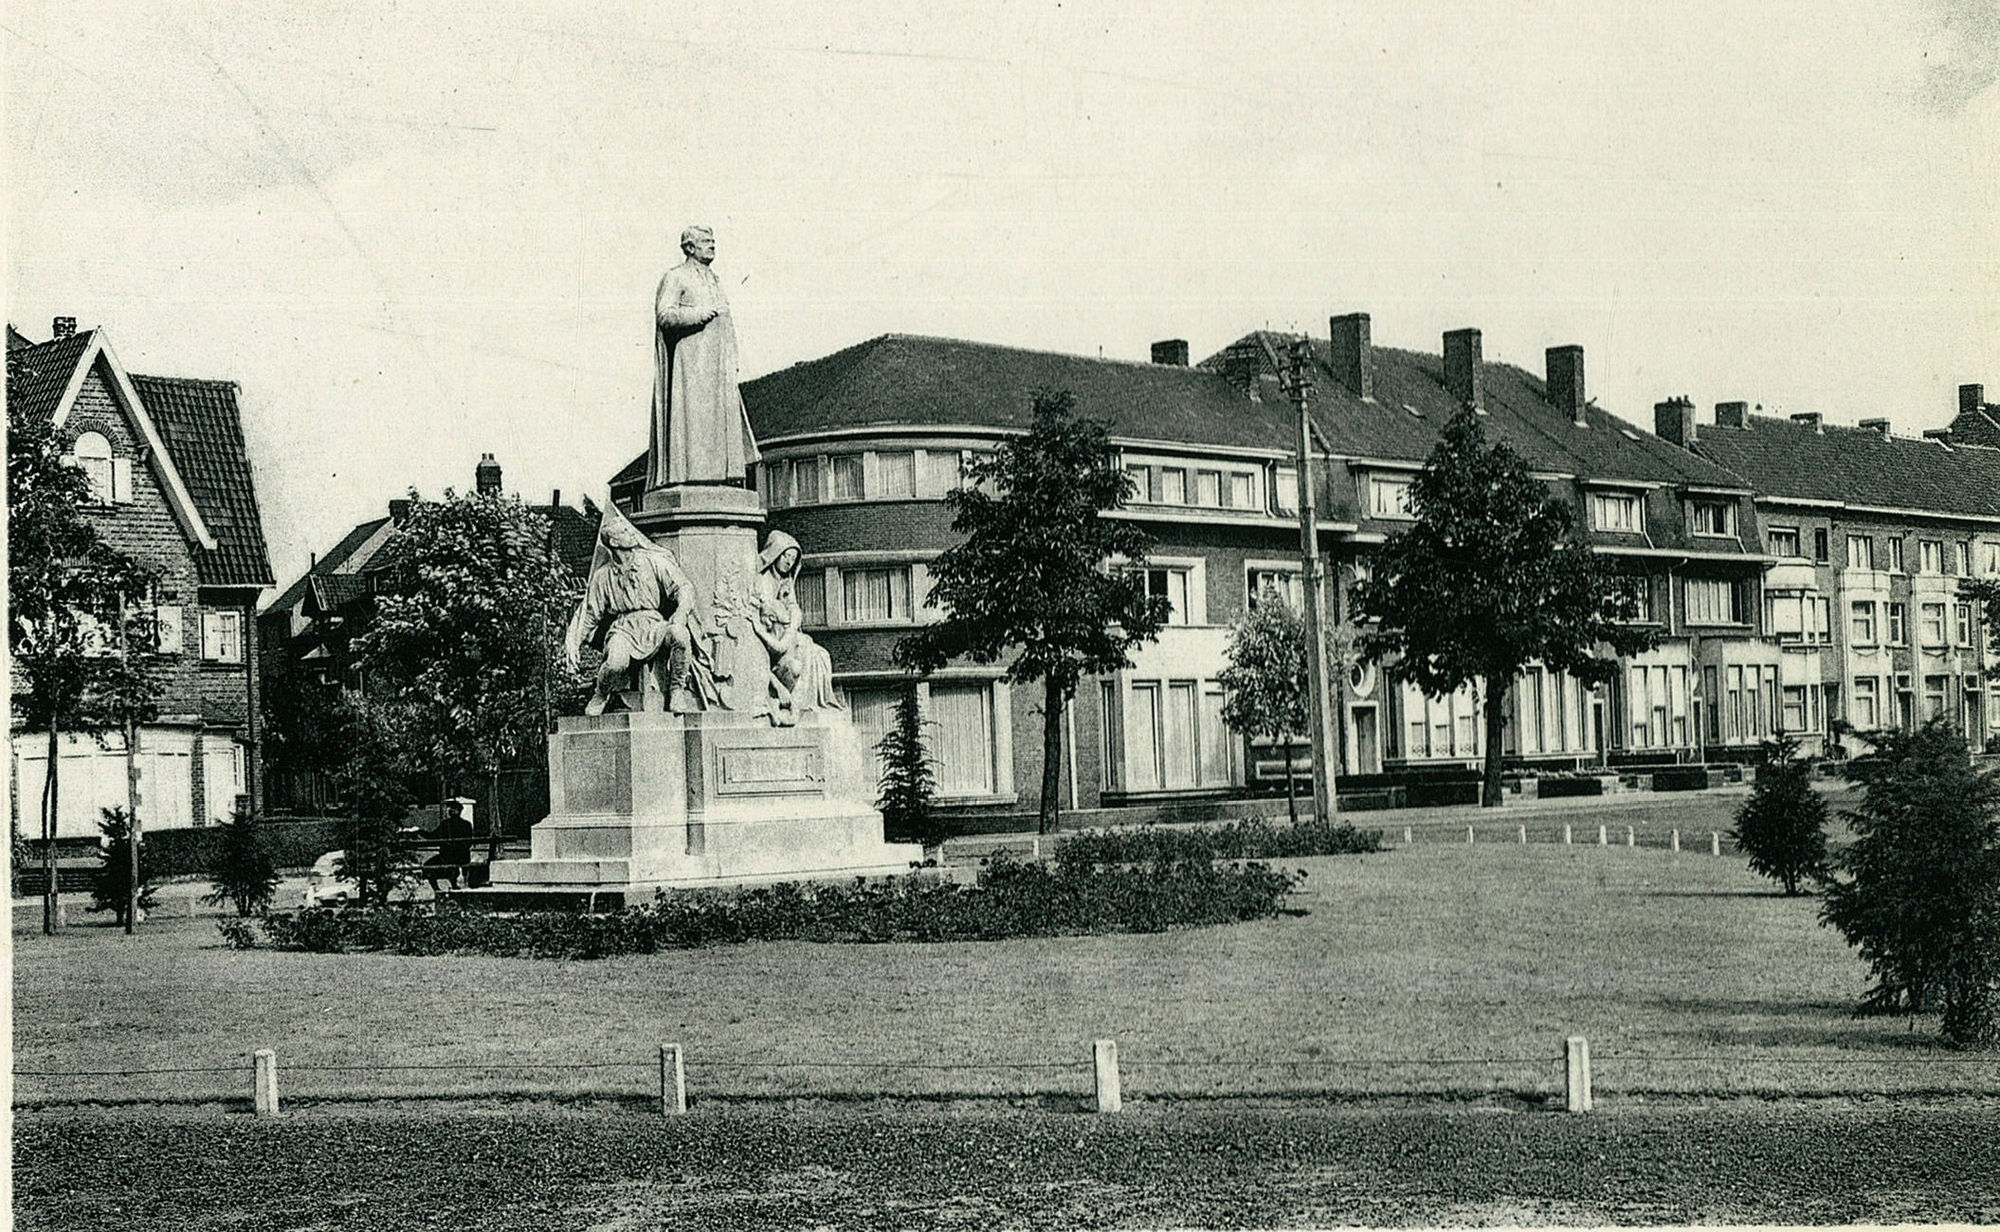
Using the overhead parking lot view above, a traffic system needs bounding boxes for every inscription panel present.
[715,744,826,797]
[564,732,633,815]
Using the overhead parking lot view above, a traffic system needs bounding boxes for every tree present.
[261,652,358,814]
[352,489,585,843]
[896,390,1170,834]
[203,802,280,917]
[1729,741,1829,895]
[1820,720,2000,1046]
[876,681,944,853]
[1218,599,1311,824]
[1353,408,1656,806]
[9,398,161,932]
[88,807,157,928]
[331,712,419,905]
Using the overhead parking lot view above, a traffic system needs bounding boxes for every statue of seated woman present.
[752,530,841,725]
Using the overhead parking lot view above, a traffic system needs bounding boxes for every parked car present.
[301,850,359,907]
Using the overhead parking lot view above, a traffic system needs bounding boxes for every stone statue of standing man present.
[650,225,761,488]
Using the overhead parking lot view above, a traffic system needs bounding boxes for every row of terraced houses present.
[16,312,2000,838]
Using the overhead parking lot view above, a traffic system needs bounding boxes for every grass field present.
[15,803,1995,1109]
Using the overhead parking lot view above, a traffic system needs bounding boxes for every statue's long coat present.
[650,258,760,487]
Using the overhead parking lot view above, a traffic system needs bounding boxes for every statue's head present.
[759,530,802,577]
[602,519,650,552]
[680,225,716,263]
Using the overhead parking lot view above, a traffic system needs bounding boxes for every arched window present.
[72,431,113,503]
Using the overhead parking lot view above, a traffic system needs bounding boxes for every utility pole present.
[118,593,141,934]
[1282,339,1339,822]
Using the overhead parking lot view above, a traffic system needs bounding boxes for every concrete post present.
[1564,1035,1592,1113]
[1518,825,1527,845]
[1093,1039,1122,1113]
[1598,825,1608,846]
[1404,827,1413,845]
[1625,826,1636,848]
[1711,832,1721,856]
[1670,829,1681,853]
[1563,824,1573,845]
[1466,826,1475,845]
[660,1044,687,1115]
[253,1049,279,1117]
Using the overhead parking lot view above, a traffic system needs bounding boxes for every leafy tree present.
[260,652,358,814]
[352,489,584,842]
[1353,408,1656,806]
[202,802,280,917]
[1820,720,2000,1045]
[332,711,421,905]
[1729,741,1829,895]
[8,398,161,932]
[876,681,944,852]
[1218,599,1312,824]
[896,390,1170,834]
[88,807,158,928]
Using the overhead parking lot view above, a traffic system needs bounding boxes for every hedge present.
[140,819,346,879]
[230,856,1303,958]
[1056,816,1384,865]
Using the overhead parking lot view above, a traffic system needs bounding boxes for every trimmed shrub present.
[88,807,158,927]
[1057,816,1384,865]
[248,855,1303,959]
[1729,747,1829,896]
[202,804,281,917]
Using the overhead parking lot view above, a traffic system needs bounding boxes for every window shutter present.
[202,612,222,661]
[111,457,133,503]
[155,605,184,654]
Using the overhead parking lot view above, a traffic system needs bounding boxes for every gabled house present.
[9,319,275,837]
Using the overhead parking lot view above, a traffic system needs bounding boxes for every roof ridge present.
[879,331,1235,376]
[132,372,241,390]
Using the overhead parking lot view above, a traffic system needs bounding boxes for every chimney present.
[51,317,76,341]
[1443,329,1483,411]
[1923,428,1954,446]
[1215,340,1265,403]
[475,452,502,497]
[1858,418,1891,438]
[550,488,561,507]
[1328,313,1374,399]
[1713,401,1749,430]
[1789,412,1823,432]
[1961,384,1985,416]
[1150,339,1189,367]
[1654,396,1696,447]
[1545,345,1586,427]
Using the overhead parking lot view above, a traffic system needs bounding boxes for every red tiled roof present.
[132,374,275,588]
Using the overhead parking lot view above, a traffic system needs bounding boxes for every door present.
[1353,707,1380,775]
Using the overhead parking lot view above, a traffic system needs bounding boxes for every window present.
[1847,535,1874,570]
[791,457,821,505]
[1885,538,1904,573]
[875,451,916,499]
[1690,500,1736,536]
[1896,674,1915,730]
[154,605,185,654]
[1985,542,2000,576]
[1887,602,1907,645]
[1274,467,1299,514]
[1957,603,1975,646]
[1194,470,1222,507]
[1782,686,1808,733]
[1767,527,1800,557]
[1124,464,1152,503]
[1590,492,1641,532]
[1920,602,1947,646]
[1920,540,1944,573]
[1684,578,1742,624]
[1851,600,1879,644]
[1955,542,1972,575]
[924,449,967,497]
[72,431,115,503]
[1924,675,1949,721]
[1129,683,1162,789]
[1227,473,1254,510]
[796,570,827,627]
[1767,592,1829,643]
[1099,681,1123,790]
[1159,468,1187,505]
[930,683,997,797]
[1369,475,1414,519]
[1813,529,1830,563]
[1142,568,1192,625]
[1850,677,1879,729]
[1611,575,1654,623]
[841,567,911,624]
[831,454,865,501]
[201,610,244,664]
[1248,569,1303,612]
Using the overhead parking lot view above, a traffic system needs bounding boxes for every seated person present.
[424,800,476,893]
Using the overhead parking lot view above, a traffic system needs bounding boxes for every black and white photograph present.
[7,2,1999,1227]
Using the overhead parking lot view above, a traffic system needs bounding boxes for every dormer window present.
[1689,499,1736,537]
[1589,492,1642,533]
[1368,475,1414,519]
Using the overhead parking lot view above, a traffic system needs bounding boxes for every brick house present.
[1660,394,2000,756]
[606,319,1784,827]
[9,320,275,838]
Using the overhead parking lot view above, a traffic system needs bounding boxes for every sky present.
[7,0,1997,594]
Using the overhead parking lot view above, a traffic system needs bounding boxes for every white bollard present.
[1711,832,1722,857]
[1625,826,1636,848]
[1670,829,1681,853]
[1093,1039,1122,1113]
[1466,826,1475,845]
[1597,825,1608,846]
[660,1043,687,1115]
[1518,825,1528,845]
[1563,824,1573,845]
[1404,827,1413,845]
[1564,1036,1593,1113]
[253,1049,280,1117]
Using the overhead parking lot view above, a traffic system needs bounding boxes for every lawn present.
[15,823,1993,1109]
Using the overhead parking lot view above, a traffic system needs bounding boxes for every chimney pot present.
[51,317,76,341]
[1654,396,1696,447]
[1328,313,1374,399]
[1443,329,1483,411]
[1150,339,1189,367]
[1858,418,1891,438]
[1713,401,1749,430]
[1960,384,1985,416]
[1789,412,1823,432]
[1545,345,1586,426]
[475,452,502,497]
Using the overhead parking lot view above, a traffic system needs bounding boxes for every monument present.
[485,227,923,902]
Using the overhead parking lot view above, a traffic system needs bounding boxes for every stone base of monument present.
[478,709,923,906]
